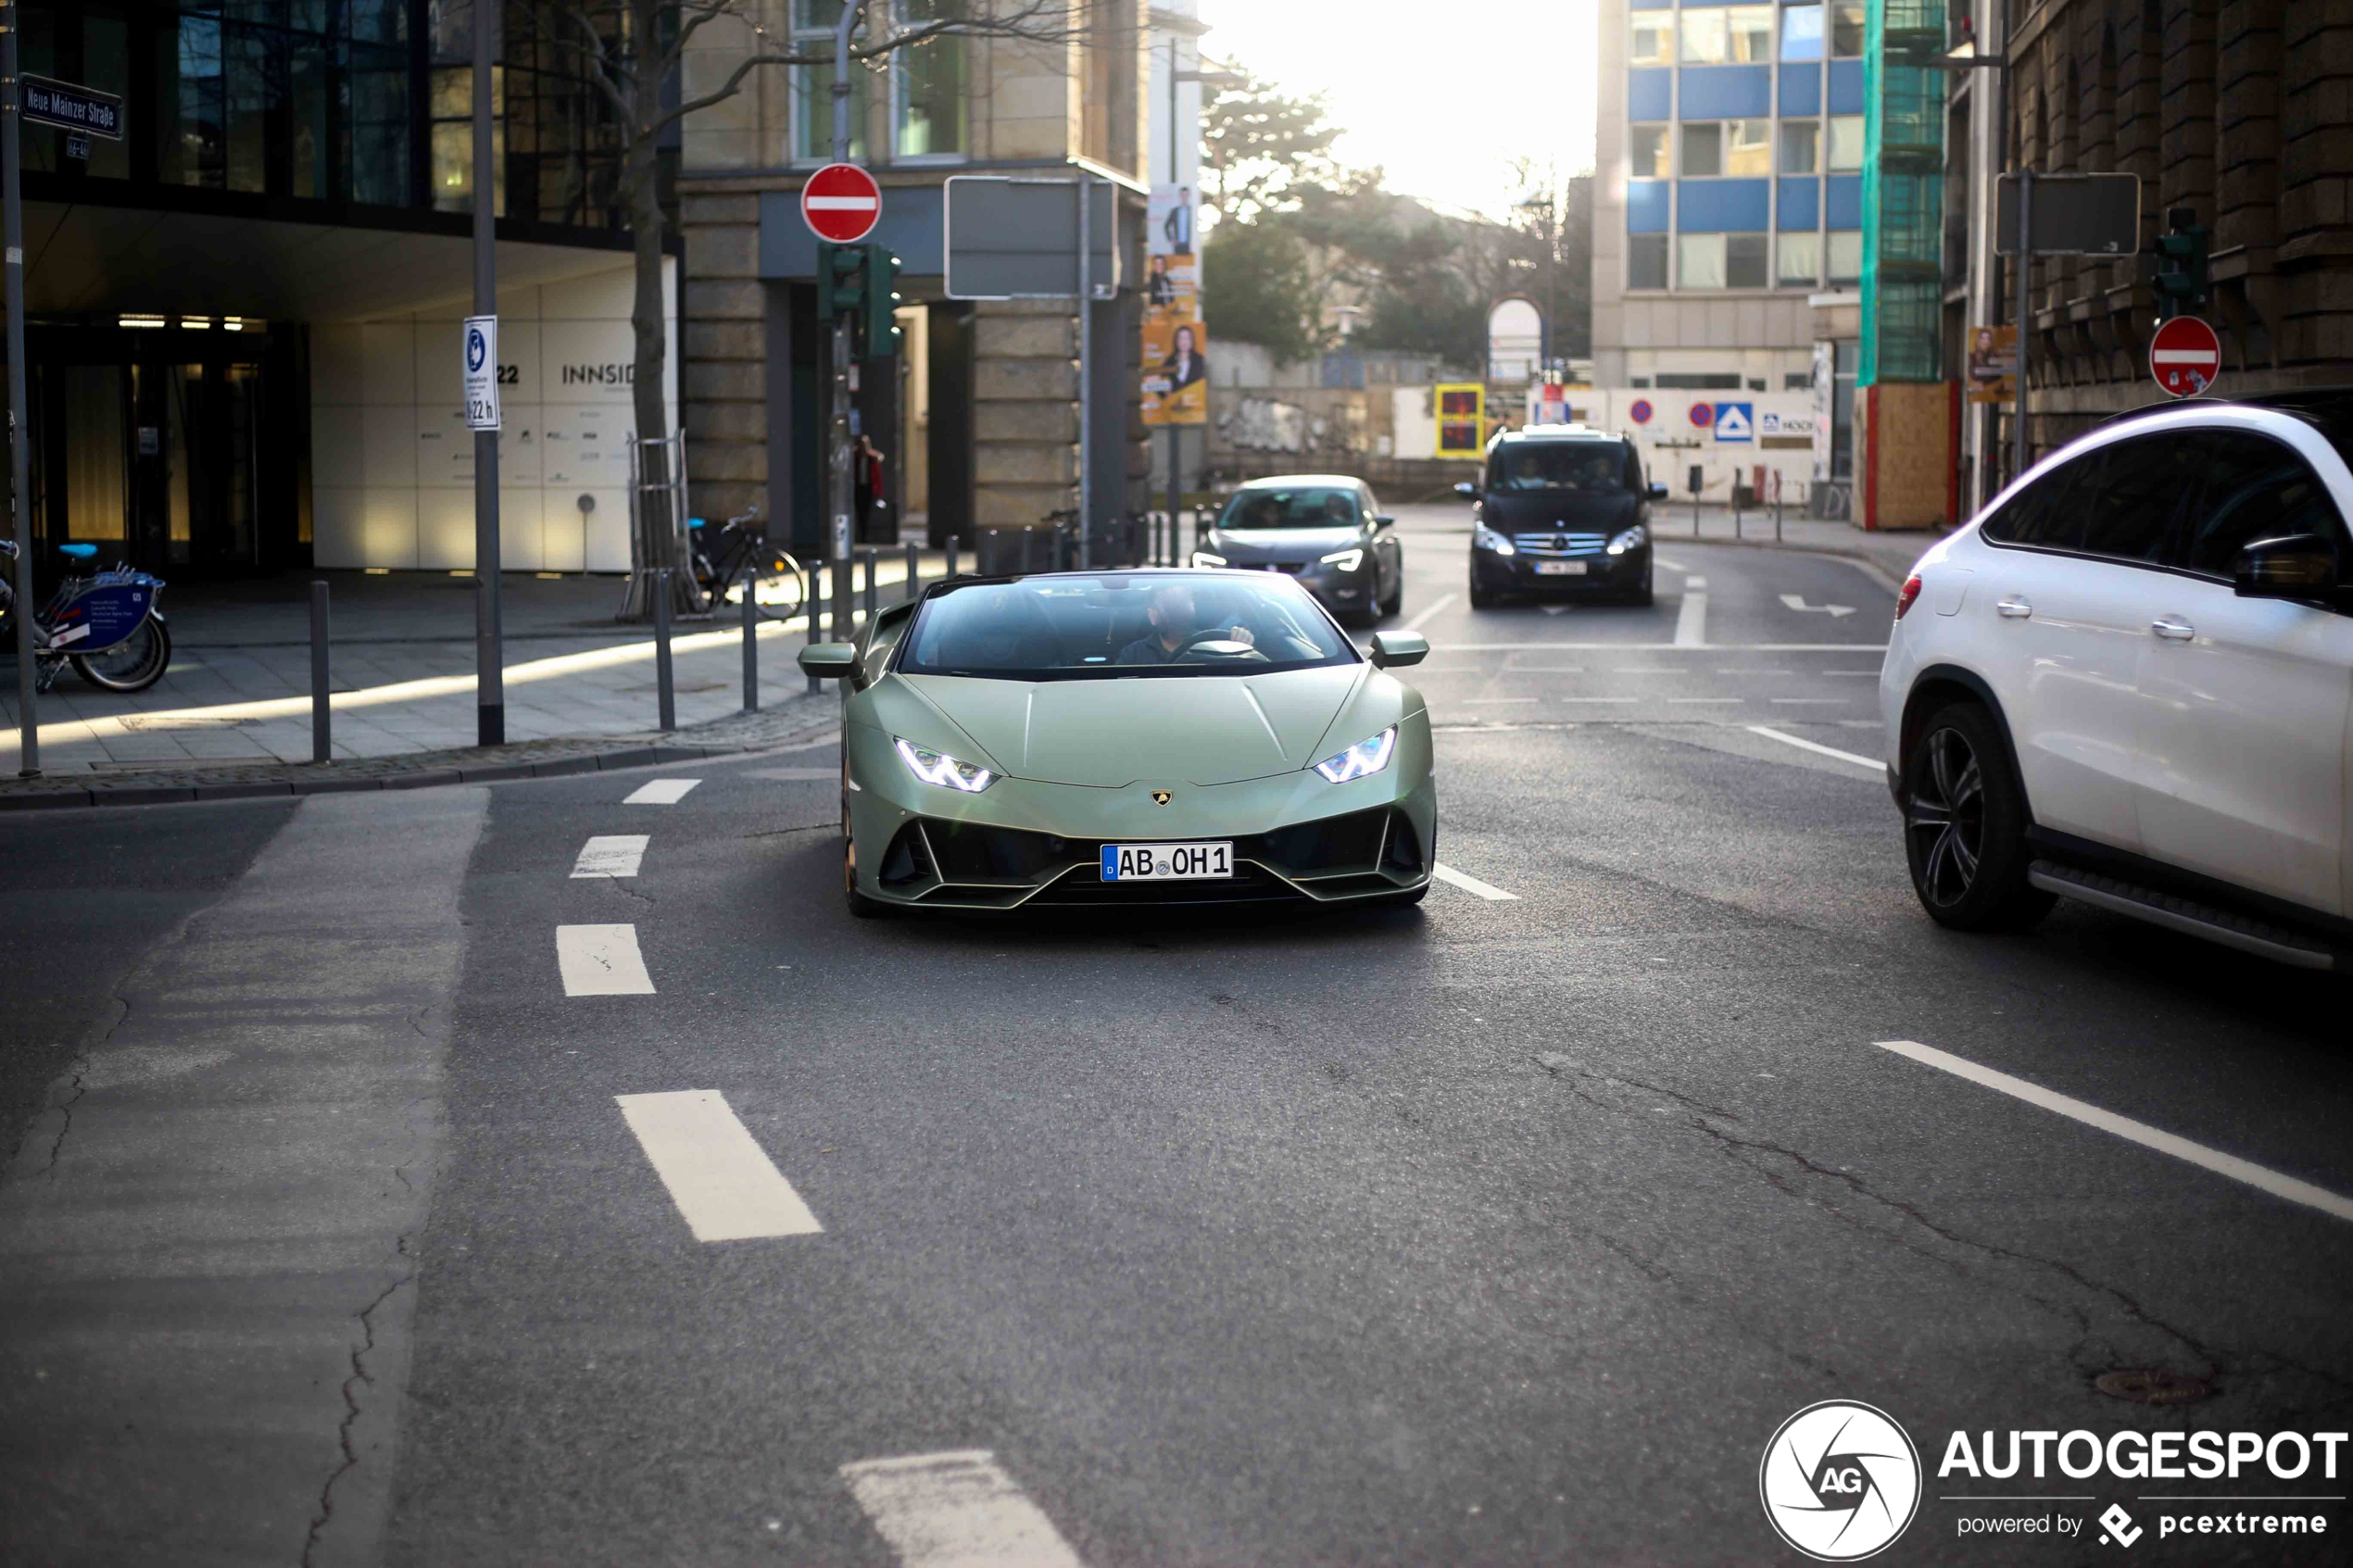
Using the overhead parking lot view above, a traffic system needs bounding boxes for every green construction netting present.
[1861,0,1947,384]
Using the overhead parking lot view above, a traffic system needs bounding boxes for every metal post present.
[472,0,503,746]
[862,546,875,620]
[1165,429,1179,565]
[1733,485,1743,540]
[1076,176,1092,571]
[2012,169,2033,485]
[1774,470,1783,542]
[946,533,959,580]
[903,539,918,600]
[653,567,675,732]
[4,2,36,776]
[740,565,758,712]
[309,581,331,763]
[804,558,823,693]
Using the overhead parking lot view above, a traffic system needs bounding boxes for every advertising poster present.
[1142,184,1206,426]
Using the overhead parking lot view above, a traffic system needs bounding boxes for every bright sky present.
[1193,0,1600,220]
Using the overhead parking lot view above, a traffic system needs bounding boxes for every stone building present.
[674,1,1152,553]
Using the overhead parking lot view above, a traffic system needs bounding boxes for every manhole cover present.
[2095,1369,2212,1405]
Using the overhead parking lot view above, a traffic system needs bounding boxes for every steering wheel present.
[1174,626,1268,662]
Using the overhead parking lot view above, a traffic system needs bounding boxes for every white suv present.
[1880,393,2353,970]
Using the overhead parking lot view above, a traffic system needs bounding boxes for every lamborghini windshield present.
[899,572,1357,680]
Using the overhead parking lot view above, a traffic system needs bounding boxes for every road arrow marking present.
[1779,594,1856,619]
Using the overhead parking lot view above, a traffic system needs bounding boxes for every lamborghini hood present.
[895,664,1365,786]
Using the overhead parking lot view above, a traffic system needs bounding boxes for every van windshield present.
[1486,442,1638,493]
[900,573,1356,680]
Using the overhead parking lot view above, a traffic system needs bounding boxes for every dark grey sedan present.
[1191,475,1404,624]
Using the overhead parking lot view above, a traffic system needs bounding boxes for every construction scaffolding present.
[1861,0,1948,385]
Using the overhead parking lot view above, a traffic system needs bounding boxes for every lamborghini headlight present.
[893,736,997,793]
[1606,524,1648,556]
[1190,549,1228,567]
[1313,726,1397,784]
[1318,547,1365,572]
[1473,523,1516,556]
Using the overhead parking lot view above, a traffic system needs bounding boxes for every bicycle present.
[0,539,173,694]
[688,508,805,622]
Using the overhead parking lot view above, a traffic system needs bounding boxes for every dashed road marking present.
[572,834,650,878]
[558,923,657,995]
[1433,863,1519,901]
[1673,578,1708,647]
[1877,1039,2353,1225]
[614,1089,824,1241]
[625,778,701,804]
[841,1450,1086,1568]
[1404,590,1460,631]
[1744,725,1882,771]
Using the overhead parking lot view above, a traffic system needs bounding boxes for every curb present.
[0,733,828,815]
[1665,530,1931,593]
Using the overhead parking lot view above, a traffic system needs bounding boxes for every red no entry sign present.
[2150,315,2221,398]
[801,162,881,244]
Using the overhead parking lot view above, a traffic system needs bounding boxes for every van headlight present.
[1606,524,1648,556]
[1473,524,1516,556]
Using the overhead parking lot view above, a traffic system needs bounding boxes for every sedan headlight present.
[1606,524,1648,556]
[1473,523,1516,557]
[1318,547,1365,572]
[1313,726,1397,784]
[1190,549,1228,568]
[893,736,997,793]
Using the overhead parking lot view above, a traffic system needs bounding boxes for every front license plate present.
[1101,841,1234,881]
[1534,560,1589,576]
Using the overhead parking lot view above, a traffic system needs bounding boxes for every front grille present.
[1259,807,1389,873]
[1512,532,1607,556]
[920,821,1078,883]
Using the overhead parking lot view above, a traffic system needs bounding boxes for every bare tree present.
[526,0,1104,615]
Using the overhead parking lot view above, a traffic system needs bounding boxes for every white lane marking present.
[558,923,657,995]
[841,1450,1086,1568]
[572,834,650,878]
[626,777,701,805]
[1877,1039,2353,1225]
[1673,579,1708,647]
[1779,593,1856,618]
[1432,862,1519,900]
[1655,555,1692,571]
[1403,590,1460,631]
[1667,696,1744,704]
[1744,725,1884,771]
[614,1089,824,1241]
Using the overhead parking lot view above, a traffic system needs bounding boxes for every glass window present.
[1982,452,2101,550]
[1629,233,1669,289]
[1726,233,1768,288]
[1724,119,1771,175]
[1630,15,1672,65]
[1780,119,1819,174]
[2171,432,2346,576]
[1629,124,1671,178]
[1827,230,1862,282]
[1679,7,1729,64]
[1680,122,1723,177]
[1680,232,1728,289]
[1831,2,1866,56]
[794,1,871,161]
[1827,115,1866,170]
[900,575,1356,680]
[1487,440,1641,493]
[1216,487,1363,528]
[2074,436,2208,563]
[162,14,224,189]
[1781,4,1825,60]
[1728,5,1775,62]
[894,1,967,158]
[431,66,505,215]
[1777,232,1820,286]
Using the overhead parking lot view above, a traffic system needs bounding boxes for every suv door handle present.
[2151,615,2196,642]
[1994,596,2032,619]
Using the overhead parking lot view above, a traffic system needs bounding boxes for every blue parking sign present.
[1712,402,1754,443]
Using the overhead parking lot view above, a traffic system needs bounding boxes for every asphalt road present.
[4,510,2349,1565]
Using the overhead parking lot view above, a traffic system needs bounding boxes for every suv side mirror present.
[797,642,859,678]
[1453,481,1478,500]
[1368,630,1428,669]
[2233,533,2340,599]
[1647,483,1670,501]
[1371,513,1395,527]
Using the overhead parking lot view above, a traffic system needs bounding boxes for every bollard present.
[862,547,876,620]
[308,580,331,764]
[654,568,677,732]
[741,566,759,713]
[805,559,824,693]
[946,533,959,581]
[903,540,919,601]
[1734,491,1743,540]
[1773,472,1784,542]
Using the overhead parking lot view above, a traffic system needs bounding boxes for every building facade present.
[16,0,669,576]
[673,0,1152,554]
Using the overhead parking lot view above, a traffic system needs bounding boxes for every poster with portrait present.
[1142,183,1206,426]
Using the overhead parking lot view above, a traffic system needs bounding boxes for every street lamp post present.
[1931,29,2015,499]
[472,0,505,746]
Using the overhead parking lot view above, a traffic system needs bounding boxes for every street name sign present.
[464,316,500,431]
[801,163,882,245]
[2149,315,2221,398]
[1996,172,2140,256]
[22,75,124,140]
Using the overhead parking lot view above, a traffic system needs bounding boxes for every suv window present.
[1981,450,2099,550]
[2165,430,2346,578]
[2074,433,2206,563]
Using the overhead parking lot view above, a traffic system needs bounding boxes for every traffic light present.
[2151,206,2211,321]
[817,241,866,319]
[862,246,903,362]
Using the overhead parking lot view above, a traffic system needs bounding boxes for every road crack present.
[299,1264,412,1568]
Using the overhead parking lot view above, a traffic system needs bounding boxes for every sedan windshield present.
[1487,442,1638,493]
[900,573,1356,680]
[1215,487,1360,529]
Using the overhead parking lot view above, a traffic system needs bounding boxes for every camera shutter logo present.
[1758,1400,1922,1561]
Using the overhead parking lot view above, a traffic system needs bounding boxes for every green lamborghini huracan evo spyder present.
[799,569,1437,916]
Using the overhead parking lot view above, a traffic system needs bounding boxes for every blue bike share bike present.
[0,540,173,693]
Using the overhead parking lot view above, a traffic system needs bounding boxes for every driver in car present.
[1116,582,1257,664]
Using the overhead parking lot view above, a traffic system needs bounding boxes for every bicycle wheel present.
[746,551,806,621]
[72,616,172,693]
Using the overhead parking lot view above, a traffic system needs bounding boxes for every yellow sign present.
[1966,325,2016,405]
[1142,186,1206,427]
[1435,383,1485,458]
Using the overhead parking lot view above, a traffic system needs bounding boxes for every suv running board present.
[2028,860,2341,971]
